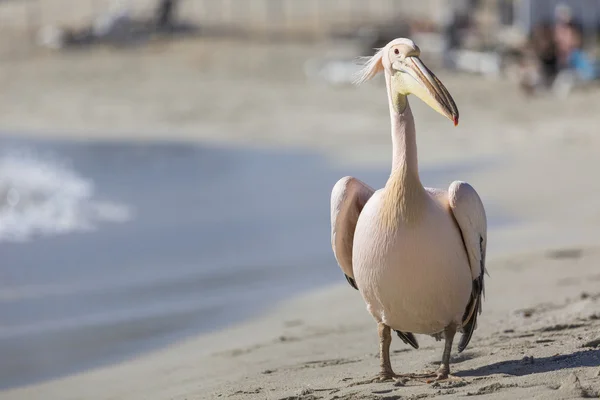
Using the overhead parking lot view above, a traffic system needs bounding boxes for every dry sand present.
[2,38,600,399]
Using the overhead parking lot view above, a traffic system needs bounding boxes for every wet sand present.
[1,38,600,399]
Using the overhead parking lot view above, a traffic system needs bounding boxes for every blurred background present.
[1,0,599,392]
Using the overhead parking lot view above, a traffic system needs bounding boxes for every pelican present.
[330,38,487,383]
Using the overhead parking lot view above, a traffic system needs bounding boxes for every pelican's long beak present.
[397,57,459,126]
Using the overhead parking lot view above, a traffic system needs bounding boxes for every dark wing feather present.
[458,235,485,352]
[345,274,358,290]
[395,330,419,349]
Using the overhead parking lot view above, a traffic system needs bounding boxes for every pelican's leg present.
[427,324,464,383]
[352,323,400,384]
[435,323,456,380]
[377,322,396,380]
[404,324,465,384]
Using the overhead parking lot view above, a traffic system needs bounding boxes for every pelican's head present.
[354,38,459,126]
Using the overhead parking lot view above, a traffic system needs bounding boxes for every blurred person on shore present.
[552,16,598,97]
[518,22,559,94]
[559,21,597,80]
[553,3,574,66]
[553,4,597,79]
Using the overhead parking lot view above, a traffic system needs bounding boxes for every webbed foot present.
[349,371,409,386]
[424,365,465,384]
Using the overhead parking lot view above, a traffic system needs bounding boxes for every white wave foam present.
[0,148,133,242]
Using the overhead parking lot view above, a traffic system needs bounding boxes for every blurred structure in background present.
[0,0,597,94]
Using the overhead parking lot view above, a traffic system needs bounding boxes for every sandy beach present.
[2,36,600,399]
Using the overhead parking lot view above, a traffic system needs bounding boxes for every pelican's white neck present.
[378,73,426,227]
[385,73,420,181]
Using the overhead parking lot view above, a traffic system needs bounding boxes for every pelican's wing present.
[448,181,488,353]
[330,176,374,290]
[331,176,419,349]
